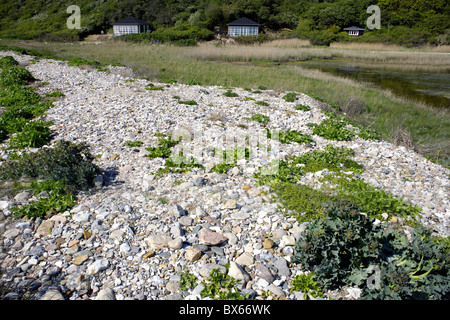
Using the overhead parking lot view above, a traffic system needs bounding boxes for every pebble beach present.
[0,51,448,300]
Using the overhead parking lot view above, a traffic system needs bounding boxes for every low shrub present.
[0,140,100,193]
[282,92,297,102]
[146,134,180,159]
[292,201,449,299]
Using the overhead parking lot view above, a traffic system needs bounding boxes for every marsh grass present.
[2,40,448,166]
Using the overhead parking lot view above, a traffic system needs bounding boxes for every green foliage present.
[0,140,100,193]
[124,140,143,147]
[146,135,180,159]
[211,147,251,174]
[270,182,331,222]
[0,56,19,68]
[45,91,65,98]
[291,273,325,300]
[223,90,239,97]
[295,104,311,111]
[282,92,297,102]
[254,158,304,186]
[0,66,35,87]
[312,116,355,141]
[179,270,198,291]
[291,144,363,173]
[178,100,198,105]
[11,184,76,218]
[266,128,314,145]
[250,114,270,124]
[255,100,269,106]
[155,152,203,176]
[145,83,164,91]
[292,201,450,299]
[8,120,53,149]
[322,174,421,222]
[67,57,102,68]
[200,268,248,300]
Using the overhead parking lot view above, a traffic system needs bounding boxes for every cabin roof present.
[343,26,365,31]
[113,16,150,25]
[227,17,260,26]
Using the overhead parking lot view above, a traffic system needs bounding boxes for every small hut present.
[112,17,151,36]
[227,17,260,37]
[343,26,365,37]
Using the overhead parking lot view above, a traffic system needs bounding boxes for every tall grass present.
[2,40,448,166]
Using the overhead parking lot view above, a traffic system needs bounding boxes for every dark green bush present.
[292,201,450,299]
[0,140,100,193]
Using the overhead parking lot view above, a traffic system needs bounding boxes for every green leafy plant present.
[179,270,198,291]
[178,100,198,105]
[295,104,311,111]
[146,135,180,159]
[8,120,53,149]
[322,174,421,222]
[0,66,35,86]
[211,146,250,174]
[282,92,297,102]
[124,140,143,147]
[292,201,449,299]
[45,91,65,98]
[312,116,355,141]
[146,83,164,90]
[200,268,248,300]
[291,273,325,299]
[266,128,314,145]
[223,90,238,97]
[255,100,269,106]
[0,140,100,193]
[250,114,270,124]
[290,144,362,173]
[0,56,19,68]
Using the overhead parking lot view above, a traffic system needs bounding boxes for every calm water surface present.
[299,60,450,109]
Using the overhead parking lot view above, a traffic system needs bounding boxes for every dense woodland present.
[1,0,449,46]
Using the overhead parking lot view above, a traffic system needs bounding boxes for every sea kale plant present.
[292,200,450,300]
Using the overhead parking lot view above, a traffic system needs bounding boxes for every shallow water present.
[299,60,450,109]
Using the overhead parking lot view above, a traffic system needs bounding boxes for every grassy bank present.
[1,40,448,167]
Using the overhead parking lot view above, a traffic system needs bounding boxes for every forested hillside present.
[1,0,449,46]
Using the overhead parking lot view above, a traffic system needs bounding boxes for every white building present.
[227,17,260,37]
[112,16,150,36]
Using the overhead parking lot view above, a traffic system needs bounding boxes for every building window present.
[114,25,139,35]
[229,26,258,37]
